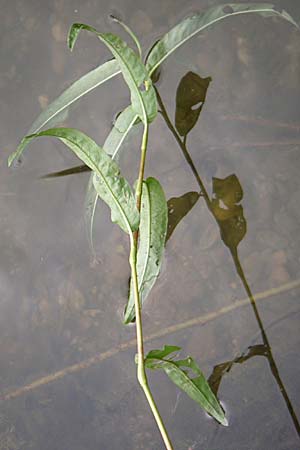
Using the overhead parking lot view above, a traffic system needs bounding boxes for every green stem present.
[130,122,174,450]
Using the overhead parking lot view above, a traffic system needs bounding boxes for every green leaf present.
[8,60,120,167]
[16,128,139,234]
[146,4,298,75]
[167,191,200,242]
[145,347,227,426]
[104,106,139,157]
[146,345,181,360]
[175,72,211,137]
[84,105,139,253]
[110,15,142,59]
[68,23,157,124]
[84,173,99,256]
[124,177,168,324]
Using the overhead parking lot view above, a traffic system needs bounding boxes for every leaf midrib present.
[29,61,121,135]
[154,357,223,417]
[138,182,152,291]
[60,134,134,234]
[147,7,285,74]
[97,34,148,125]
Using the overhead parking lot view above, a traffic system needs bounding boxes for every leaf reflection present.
[208,344,268,396]
[166,191,200,242]
[211,174,247,250]
[175,72,211,137]
[40,164,90,179]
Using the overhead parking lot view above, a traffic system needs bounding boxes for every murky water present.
[1,0,300,449]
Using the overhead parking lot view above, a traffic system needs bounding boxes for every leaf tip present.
[7,153,15,167]
[222,416,229,427]
[67,23,81,51]
[109,14,119,23]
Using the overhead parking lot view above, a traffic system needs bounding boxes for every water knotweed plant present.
[8,4,298,449]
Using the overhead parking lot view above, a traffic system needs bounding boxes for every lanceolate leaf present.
[84,105,139,252]
[68,23,157,124]
[110,15,142,59]
[145,346,227,426]
[104,106,139,158]
[16,128,139,234]
[124,177,168,324]
[8,60,120,167]
[146,3,298,75]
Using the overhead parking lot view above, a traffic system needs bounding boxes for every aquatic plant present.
[8,4,298,449]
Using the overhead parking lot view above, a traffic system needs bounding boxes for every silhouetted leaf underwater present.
[41,164,90,179]
[211,174,247,249]
[145,346,227,426]
[166,191,200,242]
[175,72,211,137]
[208,345,268,396]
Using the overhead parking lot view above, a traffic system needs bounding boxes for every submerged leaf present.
[68,23,157,124]
[41,164,89,178]
[145,347,227,426]
[208,345,268,396]
[167,191,200,242]
[146,4,298,75]
[16,128,139,234]
[8,60,120,167]
[211,174,246,250]
[175,72,211,137]
[213,174,243,208]
[124,177,168,324]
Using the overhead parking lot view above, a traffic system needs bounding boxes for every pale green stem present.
[129,120,174,450]
[129,233,173,450]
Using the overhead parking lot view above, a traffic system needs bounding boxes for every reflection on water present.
[1,1,300,449]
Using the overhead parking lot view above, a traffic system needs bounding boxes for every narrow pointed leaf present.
[84,173,99,255]
[104,106,139,157]
[146,345,181,360]
[146,4,298,75]
[110,15,142,59]
[68,23,157,123]
[8,60,121,167]
[124,177,168,324]
[84,105,139,252]
[15,128,139,234]
[145,348,227,426]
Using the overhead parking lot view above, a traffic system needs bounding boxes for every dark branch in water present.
[155,82,300,437]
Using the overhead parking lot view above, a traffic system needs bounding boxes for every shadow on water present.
[155,71,300,437]
[22,69,300,444]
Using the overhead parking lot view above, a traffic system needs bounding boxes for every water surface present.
[1,1,300,449]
